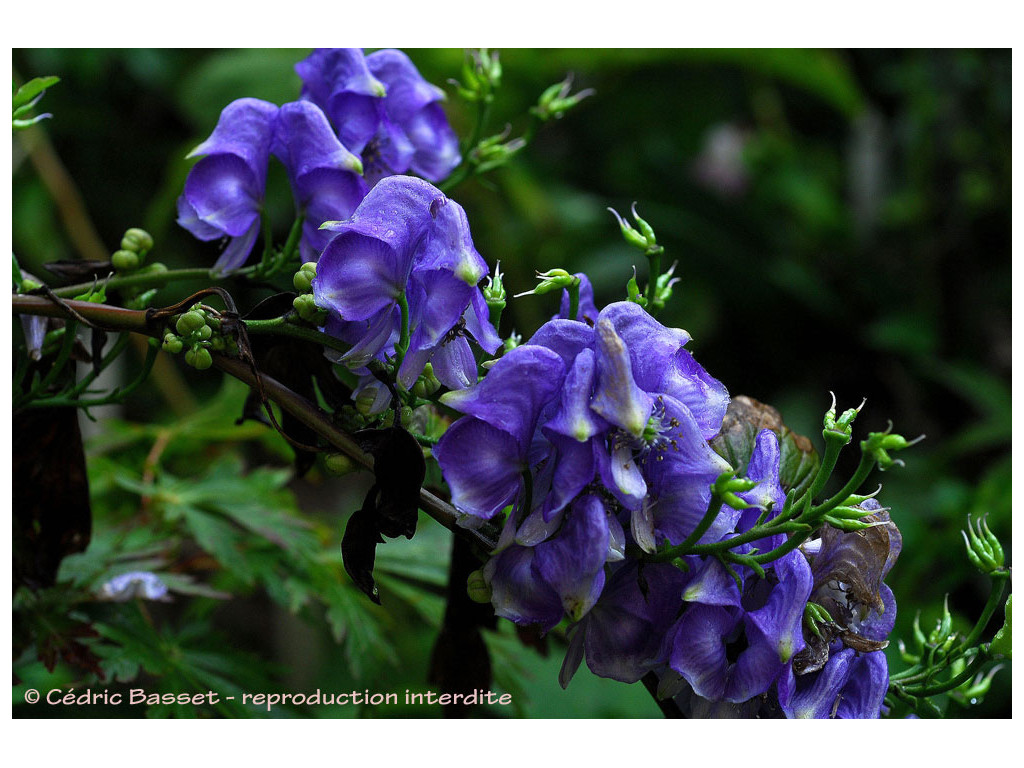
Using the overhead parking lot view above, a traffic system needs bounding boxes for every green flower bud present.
[607,203,664,256]
[111,249,140,273]
[120,228,154,254]
[323,453,354,476]
[293,268,313,293]
[514,268,578,299]
[191,347,213,371]
[197,324,213,341]
[355,387,379,417]
[531,75,594,121]
[176,311,206,335]
[162,333,183,354]
[466,569,491,603]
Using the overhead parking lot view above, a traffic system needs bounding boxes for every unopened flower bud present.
[111,249,140,273]
[514,268,578,298]
[293,264,315,293]
[355,387,379,417]
[197,324,213,341]
[120,227,154,254]
[190,346,213,370]
[467,569,491,603]
[323,453,354,476]
[176,311,206,335]
[162,333,183,354]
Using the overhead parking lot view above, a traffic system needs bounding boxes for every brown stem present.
[12,294,497,554]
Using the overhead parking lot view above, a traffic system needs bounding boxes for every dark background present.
[12,49,1011,717]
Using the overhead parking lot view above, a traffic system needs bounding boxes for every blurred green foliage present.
[12,48,1010,717]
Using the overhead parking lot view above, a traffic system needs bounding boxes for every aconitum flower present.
[295,48,460,183]
[312,175,500,396]
[272,101,368,262]
[99,571,169,602]
[177,98,279,273]
[435,299,731,640]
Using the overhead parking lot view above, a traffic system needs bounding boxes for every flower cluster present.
[433,295,901,718]
[177,49,458,271]
[312,175,502,409]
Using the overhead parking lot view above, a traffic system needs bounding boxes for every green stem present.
[50,267,217,299]
[244,316,351,357]
[958,575,1009,653]
[903,648,990,696]
[438,98,491,194]
[394,292,411,371]
[648,494,725,562]
[63,331,132,398]
[808,450,876,519]
[799,435,845,510]
[278,215,305,268]
[28,319,78,400]
[567,278,580,322]
[645,251,661,309]
[25,338,159,410]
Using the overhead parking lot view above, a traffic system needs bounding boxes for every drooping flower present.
[295,48,460,184]
[272,101,368,262]
[312,175,500,399]
[177,98,279,273]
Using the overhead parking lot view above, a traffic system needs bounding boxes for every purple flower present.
[560,561,689,685]
[272,101,368,262]
[99,571,169,602]
[777,648,889,718]
[177,98,279,273]
[296,48,459,184]
[312,175,500,394]
[666,549,813,703]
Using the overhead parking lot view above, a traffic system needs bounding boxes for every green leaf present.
[12,76,59,111]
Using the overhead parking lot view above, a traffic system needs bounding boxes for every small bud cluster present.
[452,49,502,104]
[531,75,594,122]
[111,227,155,274]
[162,304,231,370]
[292,262,328,325]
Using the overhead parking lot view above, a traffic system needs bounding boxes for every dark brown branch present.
[12,294,497,554]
